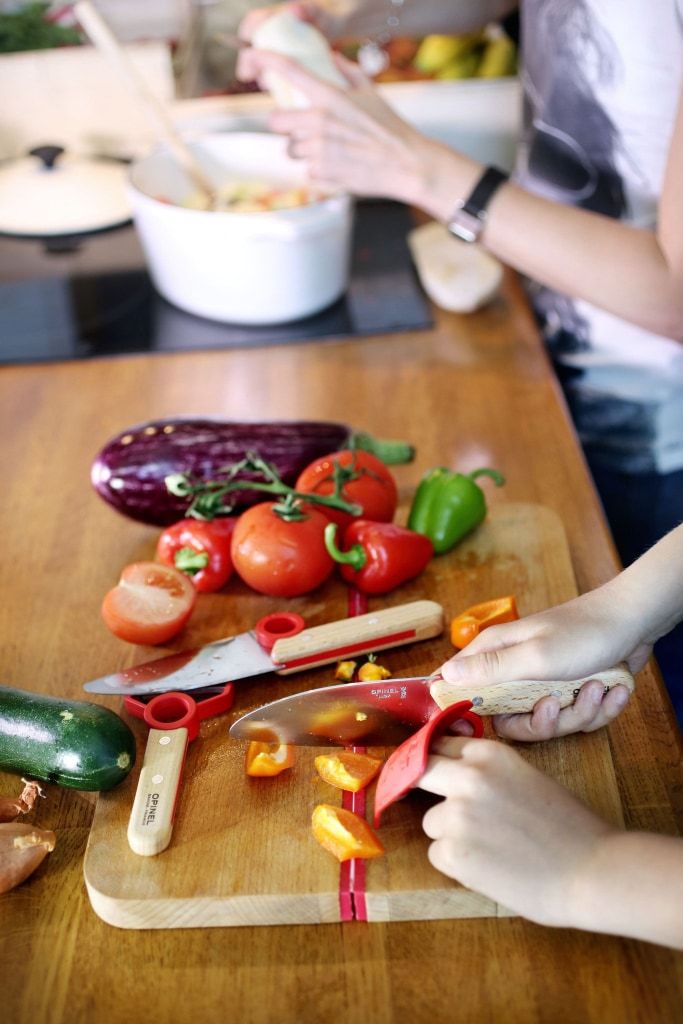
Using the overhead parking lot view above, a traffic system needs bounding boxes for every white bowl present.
[128,132,353,325]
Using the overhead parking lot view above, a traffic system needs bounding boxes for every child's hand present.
[438,588,645,741]
[419,736,616,927]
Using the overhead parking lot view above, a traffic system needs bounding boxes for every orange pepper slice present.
[314,751,383,793]
[245,741,294,777]
[450,595,519,650]
[311,804,385,862]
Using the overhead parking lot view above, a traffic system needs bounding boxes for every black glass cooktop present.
[0,200,432,365]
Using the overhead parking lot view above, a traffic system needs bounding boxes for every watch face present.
[447,210,482,244]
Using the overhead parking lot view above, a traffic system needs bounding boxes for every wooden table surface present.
[1,270,682,1023]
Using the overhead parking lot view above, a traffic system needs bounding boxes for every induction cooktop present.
[0,200,433,365]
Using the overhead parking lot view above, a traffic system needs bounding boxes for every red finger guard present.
[373,701,483,827]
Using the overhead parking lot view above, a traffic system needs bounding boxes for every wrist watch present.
[447,166,509,244]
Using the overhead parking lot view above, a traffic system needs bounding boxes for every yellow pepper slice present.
[335,660,357,682]
[357,659,392,682]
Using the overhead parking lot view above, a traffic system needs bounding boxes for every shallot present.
[0,823,55,894]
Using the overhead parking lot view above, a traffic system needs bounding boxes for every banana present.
[477,36,517,78]
[436,50,482,80]
[413,32,485,74]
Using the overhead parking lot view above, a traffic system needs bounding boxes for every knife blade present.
[227,664,636,746]
[82,600,444,696]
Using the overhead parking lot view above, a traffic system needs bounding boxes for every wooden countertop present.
[1,271,682,1022]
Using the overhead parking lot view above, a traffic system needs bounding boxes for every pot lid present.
[0,145,132,238]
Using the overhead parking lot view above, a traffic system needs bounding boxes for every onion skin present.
[0,823,56,894]
[90,419,415,527]
[0,780,43,822]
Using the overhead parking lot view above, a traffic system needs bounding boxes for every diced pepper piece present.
[314,751,383,793]
[449,595,519,649]
[335,660,357,682]
[311,804,385,862]
[245,740,295,777]
[357,659,392,682]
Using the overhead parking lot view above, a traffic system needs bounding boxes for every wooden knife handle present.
[429,664,636,716]
[127,728,188,857]
[272,600,444,675]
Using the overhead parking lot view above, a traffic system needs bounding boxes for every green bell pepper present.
[407,466,505,554]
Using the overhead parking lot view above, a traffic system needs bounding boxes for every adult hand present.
[419,735,617,927]
[236,47,474,206]
[438,587,644,742]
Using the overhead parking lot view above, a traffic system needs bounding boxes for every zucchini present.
[0,686,136,791]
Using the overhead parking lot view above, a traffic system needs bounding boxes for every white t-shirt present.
[516,0,683,472]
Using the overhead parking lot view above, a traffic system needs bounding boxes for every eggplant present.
[91,418,415,527]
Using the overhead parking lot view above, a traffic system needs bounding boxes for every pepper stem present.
[350,432,415,465]
[174,547,209,575]
[324,522,367,571]
[468,468,506,487]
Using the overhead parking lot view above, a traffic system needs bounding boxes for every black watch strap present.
[447,165,509,243]
[461,166,508,218]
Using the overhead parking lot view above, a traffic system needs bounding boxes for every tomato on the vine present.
[101,562,196,645]
[231,502,334,597]
[156,518,235,593]
[295,450,398,529]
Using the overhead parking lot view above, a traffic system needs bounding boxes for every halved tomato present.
[101,562,197,645]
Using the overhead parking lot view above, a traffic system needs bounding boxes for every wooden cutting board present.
[84,503,625,928]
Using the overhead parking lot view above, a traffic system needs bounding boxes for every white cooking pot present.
[128,132,353,325]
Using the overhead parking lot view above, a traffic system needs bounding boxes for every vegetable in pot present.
[91,418,415,527]
[407,466,505,554]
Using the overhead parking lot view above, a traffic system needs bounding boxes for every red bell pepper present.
[324,520,433,595]
[156,518,235,593]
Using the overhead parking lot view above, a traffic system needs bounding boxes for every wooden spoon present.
[73,1,217,208]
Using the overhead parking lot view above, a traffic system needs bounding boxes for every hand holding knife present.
[228,665,636,746]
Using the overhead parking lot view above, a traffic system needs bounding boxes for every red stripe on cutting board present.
[338,587,370,923]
